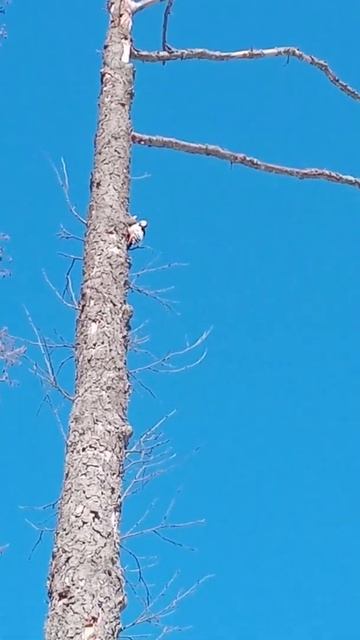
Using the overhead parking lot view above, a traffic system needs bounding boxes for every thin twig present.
[23,307,74,402]
[42,270,79,310]
[19,498,59,511]
[49,156,87,225]
[122,574,213,633]
[122,544,152,606]
[130,283,178,313]
[132,262,187,279]
[132,172,151,180]
[132,132,360,189]
[132,45,360,103]
[25,518,55,560]
[57,225,84,243]
[161,0,175,52]
[123,519,205,543]
[130,329,211,375]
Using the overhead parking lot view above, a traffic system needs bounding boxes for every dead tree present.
[45,1,157,639]
[45,1,360,639]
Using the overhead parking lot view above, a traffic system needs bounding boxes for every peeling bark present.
[46,2,135,639]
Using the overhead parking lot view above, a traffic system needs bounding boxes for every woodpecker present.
[127,218,148,249]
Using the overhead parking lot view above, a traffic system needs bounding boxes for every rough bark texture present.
[46,3,134,639]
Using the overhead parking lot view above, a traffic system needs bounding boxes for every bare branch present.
[129,321,151,353]
[132,262,187,280]
[130,282,178,313]
[132,45,360,103]
[19,498,59,512]
[24,307,74,402]
[122,544,152,607]
[122,573,213,636]
[132,172,152,180]
[61,258,79,307]
[122,410,208,638]
[161,0,175,52]
[42,270,79,311]
[58,252,82,262]
[126,411,176,457]
[42,393,67,441]
[130,329,211,376]
[131,0,165,14]
[130,254,187,312]
[123,411,177,503]
[25,518,55,560]
[49,157,87,225]
[123,519,205,546]
[132,132,360,190]
[57,224,84,243]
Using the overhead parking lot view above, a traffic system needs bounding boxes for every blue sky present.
[2,0,360,638]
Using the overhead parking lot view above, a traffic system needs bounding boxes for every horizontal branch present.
[132,132,360,190]
[132,46,360,103]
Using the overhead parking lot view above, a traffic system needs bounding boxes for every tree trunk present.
[46,2,135,638]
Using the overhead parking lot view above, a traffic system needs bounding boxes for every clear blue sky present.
[2,1,360,638]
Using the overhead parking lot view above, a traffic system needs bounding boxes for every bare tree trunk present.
[46,2,136,638]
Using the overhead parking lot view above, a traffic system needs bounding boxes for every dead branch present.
[126,411,176,457]
[42,393,67,441]
[161,0,175,52]
[19,498,60,512]
[122,410,207,639]
[11,334,74,351]
[49,157,86,225]
[132,45,360,103]
[57,224,84,243]
[130,254,186,311]
[130,321,151,353]
[121,573,212,637]
[58,252,82,262]
[132,172,151,180]
[60,257,80,307]
[122,452,175,502]
[42,270,79,311]
[132,262,187,280]
[25,518,55,560]
[130,329,211,375]
[24,307,74,402]
[122,544,152,607]
[132,132,360,190]
[123,519,205,548]
[123,414,203,547]
[130,282,178,313]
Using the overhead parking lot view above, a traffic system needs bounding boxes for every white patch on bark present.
[83,625,96,640]
[90,322,98,335]
[120,0,133,63]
